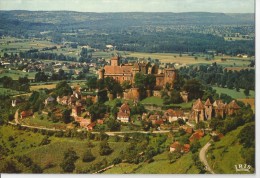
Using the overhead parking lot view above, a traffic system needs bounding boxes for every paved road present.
[199,141,215,174]
[14,109,19,124]
[7,121,177,135]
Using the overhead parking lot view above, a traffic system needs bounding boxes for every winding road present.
[199,141,215,174]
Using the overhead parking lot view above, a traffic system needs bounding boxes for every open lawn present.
[207,124,253,174]
[212,87,255,99]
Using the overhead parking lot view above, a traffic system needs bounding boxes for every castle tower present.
[98,68,105,79]
[164,67,176,88]
[204,98,212,120]
[132,63,140,83]
[111,56,120,66]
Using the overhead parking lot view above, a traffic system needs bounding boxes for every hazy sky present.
[0,0,255,13]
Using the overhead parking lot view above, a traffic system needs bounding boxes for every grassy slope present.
[0,125,129,173]
[207,123,254,174]
[140,96,164,106]
[104,135,211,174]
[212,87,255,99]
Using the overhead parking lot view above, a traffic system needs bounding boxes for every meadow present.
[212,87,255,99]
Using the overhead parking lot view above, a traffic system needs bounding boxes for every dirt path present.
[199,141,215,174]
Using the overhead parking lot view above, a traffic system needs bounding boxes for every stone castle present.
[98,56,176,89]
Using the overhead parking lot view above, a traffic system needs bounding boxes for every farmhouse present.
[117,103,131,122]
[164,109,185,122]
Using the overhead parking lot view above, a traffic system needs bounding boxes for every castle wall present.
[123,88,140,101]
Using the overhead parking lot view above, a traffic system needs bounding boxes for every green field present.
[212,87,255,99]
[0,87,27,96]
[20,112,68,130]
[0,69,36,80]
[207,124,253,174]
[140,96,193,109]
[140,96,164,106]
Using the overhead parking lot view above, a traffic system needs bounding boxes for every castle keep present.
[99,56,176,89]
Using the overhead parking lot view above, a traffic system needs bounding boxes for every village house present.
[71,105,82,117]
[164,109,185,123]
[170,141,190,153]
[170,141,182,152]
[148,113,161,124]
[20,110,33,119]
[117,103,131,122]
[189,130,205,142]
[44,96,55,105]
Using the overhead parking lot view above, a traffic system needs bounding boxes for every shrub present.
[82,149,95,162]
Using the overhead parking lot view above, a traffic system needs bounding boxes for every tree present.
[99,140,113,156]
[60,148,79,173]
[170,90,182,104]
[35,72,48,82]
[62,109,72,124]
[88,103,107,122]
[55,81,72,97]
[86,77,97,90]
[145,74,156,90]
[182,79,203,100]
[79,48,90,63]
[190,140,201,153]
[106,118,121,131]
[0,159,21,173]
[82,149,95,162]
[244,87,250,96]
[31,163,43,173]
[238,123,255,148]
[121,80,132,90]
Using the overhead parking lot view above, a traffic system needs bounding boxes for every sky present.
[0,0,255,13]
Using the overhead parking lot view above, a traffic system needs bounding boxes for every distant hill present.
[0,11,254,27]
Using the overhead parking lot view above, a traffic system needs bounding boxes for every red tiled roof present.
[204,98,212,106]
[170,141,181,149]
[227,100,241,109]
[193,99,204,110]
[120,103,130,112]
[21,110,33,117]
[165,109,175,116]
[182,144,190,153]
[154,119,164,125]
[104,65,132,75]
[189,130,204,142]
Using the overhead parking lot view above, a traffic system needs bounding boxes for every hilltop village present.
[12,56,244,151]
